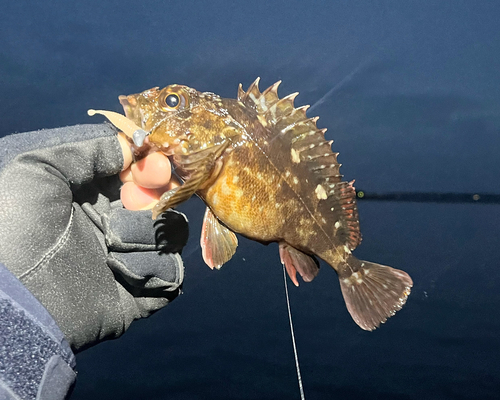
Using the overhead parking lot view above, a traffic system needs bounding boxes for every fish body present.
[102,79,412,330]
[198,98,352,260]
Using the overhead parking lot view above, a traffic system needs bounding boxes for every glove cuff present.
[0,263,76,399]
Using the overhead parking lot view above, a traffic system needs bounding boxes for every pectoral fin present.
[279,242,320,286]
[172,141,229,175]
[152,170,208,219]
[152,141,229,218]
[200,207,238,269]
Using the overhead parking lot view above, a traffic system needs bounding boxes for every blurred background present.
[1,1,499,399]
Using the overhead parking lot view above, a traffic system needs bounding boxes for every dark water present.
[1,1,499,398]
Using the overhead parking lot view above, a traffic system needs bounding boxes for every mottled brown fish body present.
[200,147,344,264]
[199,101,343,261]
[111,79,413,331]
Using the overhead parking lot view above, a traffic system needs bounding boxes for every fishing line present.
[282,263,306,400]
[309,55,373,114]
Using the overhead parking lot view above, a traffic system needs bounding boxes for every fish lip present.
[118,95,133,116]
[119,94,144,127]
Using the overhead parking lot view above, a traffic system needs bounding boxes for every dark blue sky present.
[1,1,499,399]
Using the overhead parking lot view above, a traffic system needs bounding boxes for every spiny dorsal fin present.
[239,80,361,249]
[238,78,283,114]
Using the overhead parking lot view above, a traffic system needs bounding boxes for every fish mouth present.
[119,86,161,130]
[119,94,143,128]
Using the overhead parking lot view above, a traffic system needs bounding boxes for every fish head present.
[119,84,234,154]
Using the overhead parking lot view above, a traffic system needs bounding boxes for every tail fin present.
[338,256,412,330]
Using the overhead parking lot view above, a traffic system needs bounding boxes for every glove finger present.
[107,251,184,291]
[115,282,175,325]
[103,208,189,253]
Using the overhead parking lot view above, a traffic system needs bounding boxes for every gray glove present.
[0,124,188,352]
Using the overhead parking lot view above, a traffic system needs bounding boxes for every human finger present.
[130,152,172,189]
[120,181,159,211]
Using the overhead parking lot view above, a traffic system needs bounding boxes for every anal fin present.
[338,255,413,330]
[200,207,238,269]
[279,242,320,287]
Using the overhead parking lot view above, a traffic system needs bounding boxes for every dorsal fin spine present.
[293,105,310,117]
[237,83,245,101]
[264,93,298,123]
[287,116,316,128]
[290,130,318,144]
[240,78,262,106]
[247,77,261,93]
[279,92,298,106]
[262,80,281,94]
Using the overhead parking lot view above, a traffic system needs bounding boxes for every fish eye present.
[166,94,179,108]
[160,88,187,111]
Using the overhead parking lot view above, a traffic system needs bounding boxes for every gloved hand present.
[0,124,188,352]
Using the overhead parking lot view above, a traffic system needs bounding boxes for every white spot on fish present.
[343,245,351,254]
[221,181,231,195]
[291,148,300,163]
[334,221,341,229]
[293,177,299,185]
[275,203,280,208]
[234,188,243,199]
[315,184,327,200]
[252,195,256,201]
[259,96,268,111]
[232,176,239,184]
[285,170,291,178]
[321,217,327,224]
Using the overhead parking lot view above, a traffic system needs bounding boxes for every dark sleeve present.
[0,262,76,400]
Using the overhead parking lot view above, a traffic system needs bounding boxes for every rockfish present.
[89,78,413,330]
